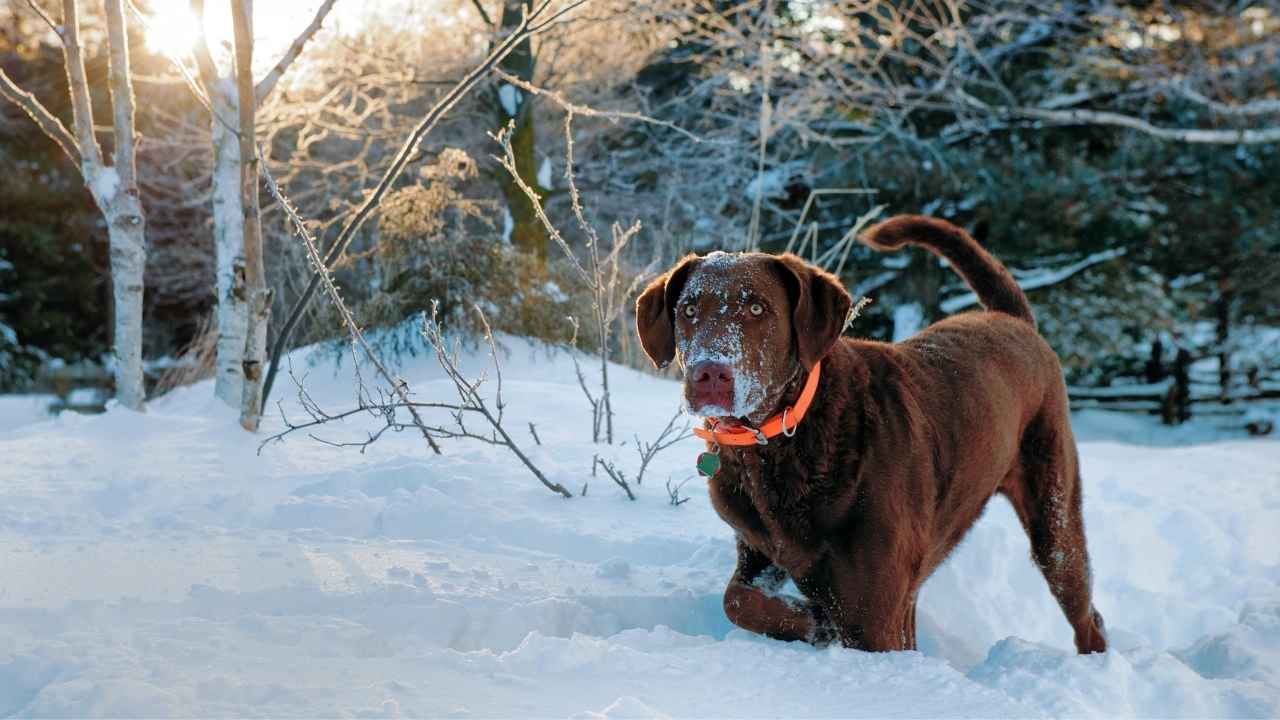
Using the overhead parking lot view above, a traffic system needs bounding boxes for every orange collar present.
[692,361,822,446]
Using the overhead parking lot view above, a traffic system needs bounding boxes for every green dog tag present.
[696,451,721,478]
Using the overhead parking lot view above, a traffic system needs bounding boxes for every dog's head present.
[636,251,852,425]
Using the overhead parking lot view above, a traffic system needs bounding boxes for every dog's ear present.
[635,254,700,369]
[772,253,853,370]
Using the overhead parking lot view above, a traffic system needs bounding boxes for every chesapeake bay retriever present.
[635,215,1107,654]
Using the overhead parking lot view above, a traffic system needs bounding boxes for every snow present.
[500,206,513,245]
[88,167,120,203]
[892,302,925,341]
[1,336,1277,717]
[498,84,521,117]
[537,156,553,189]
[0,395,54,433]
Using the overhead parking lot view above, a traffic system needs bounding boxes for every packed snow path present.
[1,339,1277,717]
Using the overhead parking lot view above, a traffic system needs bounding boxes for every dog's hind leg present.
[1002,411,1107,654]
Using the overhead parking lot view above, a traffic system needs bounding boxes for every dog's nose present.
[692,361,733,388]
[689,361,734,411]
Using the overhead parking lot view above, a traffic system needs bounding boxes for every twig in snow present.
[423,303,573,498]
[666,476,692,507]
[594,456,636,501]
[633,408,693,486]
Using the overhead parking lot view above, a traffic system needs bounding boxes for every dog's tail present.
[859,215,1035,328]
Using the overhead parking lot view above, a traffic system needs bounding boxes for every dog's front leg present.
[797,550,915,651]
[722,538,834,644]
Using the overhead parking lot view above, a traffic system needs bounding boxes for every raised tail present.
[859,215,1036,328]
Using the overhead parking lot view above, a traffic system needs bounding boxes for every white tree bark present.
[97,181,147,411]
[209,87,249,406]
[102,0,146,410]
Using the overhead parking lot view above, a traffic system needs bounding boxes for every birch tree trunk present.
[209,88,249,406]
[101,0,147,410]
[192,0,335,425]
[0,0,147,409]
[231,0,269,431]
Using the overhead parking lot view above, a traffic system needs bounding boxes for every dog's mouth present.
[686,391,758,426]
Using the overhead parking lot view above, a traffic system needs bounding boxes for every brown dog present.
[635,215,1107,654]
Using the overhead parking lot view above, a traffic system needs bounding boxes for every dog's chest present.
[709,450,830,575]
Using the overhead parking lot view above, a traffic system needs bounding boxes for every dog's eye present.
[749,302,764,317]
[683,304,696,318]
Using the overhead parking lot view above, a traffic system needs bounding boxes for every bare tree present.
[0,0,146,409]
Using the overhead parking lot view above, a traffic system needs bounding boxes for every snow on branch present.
[1002,105,1280,146]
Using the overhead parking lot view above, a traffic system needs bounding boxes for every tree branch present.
[0,69,81,165]
[1007,104,1280,145]
[254,0,338,103]
[60,0,103,173]
[104,0,138,189]
[469,0,495,28]
[24,0,60,39]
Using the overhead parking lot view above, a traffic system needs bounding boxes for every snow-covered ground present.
[1,337,1277,718]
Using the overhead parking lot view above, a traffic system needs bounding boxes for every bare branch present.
[254,0,339,103]
[666,476,692,506]
[424,303,574,498]
[0,69,81,165]
[494,70,708,143]
[469,0,495,28]
[594,456,635,501]
[104,0,138,189]
[23,0,59,39]
[60,0,102,172]
[633,407,693,486]
[1005,104,1280,145]
[256,142,443,453]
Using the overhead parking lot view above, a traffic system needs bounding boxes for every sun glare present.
[142,2,347,78]
[144,6,203,58]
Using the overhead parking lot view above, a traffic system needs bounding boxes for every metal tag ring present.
[781,406,797,437]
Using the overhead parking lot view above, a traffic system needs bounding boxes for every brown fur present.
[635,216,1107,654]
